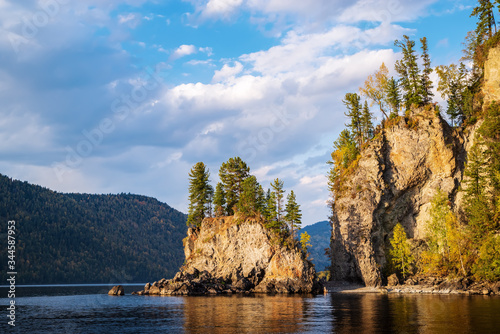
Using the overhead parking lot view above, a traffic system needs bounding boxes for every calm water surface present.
[1,285,499,333]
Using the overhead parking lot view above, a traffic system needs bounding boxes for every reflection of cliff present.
[182,296,307,333]
[329,294,500,333]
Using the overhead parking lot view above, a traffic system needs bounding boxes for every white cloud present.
[212,61,244,82]
[204,0,244,18]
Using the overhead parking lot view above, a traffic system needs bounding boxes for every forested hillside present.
[299,221,331,272]
[0,174,187,284]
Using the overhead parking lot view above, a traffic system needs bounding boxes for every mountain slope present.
[0,174,187,284]
[299,221,331,272]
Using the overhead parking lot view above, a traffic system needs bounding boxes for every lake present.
[1,285,500,333]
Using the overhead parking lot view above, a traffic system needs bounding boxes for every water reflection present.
[330,293,500,334]
[183,295,311,333]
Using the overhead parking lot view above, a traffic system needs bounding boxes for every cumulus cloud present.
[212,61,244,82]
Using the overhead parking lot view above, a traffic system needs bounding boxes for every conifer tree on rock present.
[187,162,212,227]
[285,190,302,239]
[420,37,434,104]
[395,35,423,110]
[213,182,226,217]
[343,92,363,147]
[219,157,250,215]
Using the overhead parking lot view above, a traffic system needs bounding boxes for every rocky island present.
[133,215,322,295]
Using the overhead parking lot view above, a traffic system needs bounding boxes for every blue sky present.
[0,0,480,225]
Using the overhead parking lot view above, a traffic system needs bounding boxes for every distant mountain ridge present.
[300,221,331,272]
[0,173,187,284]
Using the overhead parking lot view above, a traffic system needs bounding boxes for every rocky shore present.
[325,278,500,296]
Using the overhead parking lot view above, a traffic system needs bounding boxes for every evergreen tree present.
[395,35,422,110]
[463,144,492,238]
[390,223,414,279]
[187,162,212,227]
[420,37,434,104]
[285,190,302,239]
[256,185,266,214]
[264,189,277,223]
[213,182,226,217]
[386,77,401,118]
[236,176,261,216]
[359,63,390,120]
[343,93,363,147]
[471,0,497,45]
[219,157,250,215]
[271,178,286,225]
[361,101,374,143]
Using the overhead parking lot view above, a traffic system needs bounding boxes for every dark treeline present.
[0,174,187,284]
[328,0,500,282]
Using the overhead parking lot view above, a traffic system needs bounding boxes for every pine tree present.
[420,37,434,104]
[285,190,302,239]
[343,93,363,147]
[471,0,497,45]
[264,189,277,222]
[213,182,226,217]
[395,35,422,110]
[187,162,212,227]
[271,178,285,225]
[236,175,261,216]
[219,157,250,215]
[463,144,492,238]
[390,223,414,279]
[256,185,266,214]
[359,63,390,120]
[361,101,374,144]
[386,77,401,118]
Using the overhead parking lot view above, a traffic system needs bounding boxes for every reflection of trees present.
[183,295,306,333]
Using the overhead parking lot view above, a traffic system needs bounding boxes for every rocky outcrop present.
[483,46,500,106]
[134,216,321,295]
[330,107,471,287]
[108,285,124,295]
[330,46,500,287]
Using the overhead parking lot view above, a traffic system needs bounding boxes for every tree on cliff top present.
[343,93,363,147]
[420,37,434,104]
[395,35,424,110]
[213,182,226,217]
[187,162,212,227]
[471,0,497,46]
[236,175,262,216]
[285,190,302,239]
[219,157,250,215]
[359,63,390,120]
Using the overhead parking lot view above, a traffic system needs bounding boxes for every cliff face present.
[330,108,470,287]
[137,216,321,295]
[330,46,500,287]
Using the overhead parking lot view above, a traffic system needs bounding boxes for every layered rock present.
[330,107,470,287]
[483,46,500,106]
[134,216,321,295]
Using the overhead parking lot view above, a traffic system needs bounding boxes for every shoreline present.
[325,280,500,296]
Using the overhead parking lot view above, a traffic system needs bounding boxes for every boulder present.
[108,285,124,296]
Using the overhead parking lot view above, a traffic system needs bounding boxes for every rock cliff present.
[135,216,321,295]
[330,107,471,287]
[330,46,500,287]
